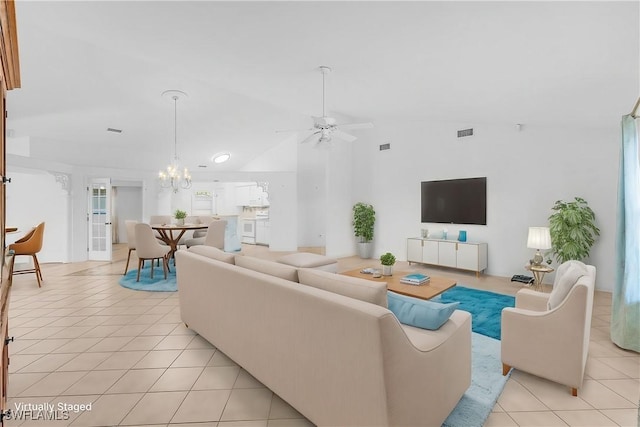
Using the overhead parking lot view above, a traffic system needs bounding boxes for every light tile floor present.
[5,244,639,426]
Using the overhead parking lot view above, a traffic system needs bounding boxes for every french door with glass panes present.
[88,178,112,261]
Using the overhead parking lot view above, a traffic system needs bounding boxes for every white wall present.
[113,186,143,244]
[325,138,355,258]
[297,142,328,248]
[6,168,70,263]
[349,120,618,291]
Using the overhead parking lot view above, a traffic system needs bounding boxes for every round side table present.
[524,264,554,292]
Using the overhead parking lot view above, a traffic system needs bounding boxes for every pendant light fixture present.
[158,90,192,193]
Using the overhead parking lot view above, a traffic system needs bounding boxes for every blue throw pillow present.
[387,291,460,330]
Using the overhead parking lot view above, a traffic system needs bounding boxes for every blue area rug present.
[433,286,515,340]
[443,332,511,427]
[119,265,177,292]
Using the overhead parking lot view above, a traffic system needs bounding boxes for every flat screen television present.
[421,177,486,225]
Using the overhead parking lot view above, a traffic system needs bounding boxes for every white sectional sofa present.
[176,247,472,427]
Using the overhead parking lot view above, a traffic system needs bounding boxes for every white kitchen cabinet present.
[236,185,252,206]
[236,183,270,207]
[255,219,270,245]
[407,238,487,276]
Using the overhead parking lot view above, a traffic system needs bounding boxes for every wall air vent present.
[379,143,391,151]
[457,128,473,138]
[106,128,122,133]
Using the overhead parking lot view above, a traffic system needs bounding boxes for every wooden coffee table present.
[341,268,457,300]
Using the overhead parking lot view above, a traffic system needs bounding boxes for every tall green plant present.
[352,203,375,243]
[548,197,600,264]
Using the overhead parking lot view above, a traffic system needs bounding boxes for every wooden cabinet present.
[407,238,487,276]
[0,0,21,419]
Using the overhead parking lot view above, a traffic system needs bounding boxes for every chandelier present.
[159,90,192,193]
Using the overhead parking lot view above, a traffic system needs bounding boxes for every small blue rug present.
[119,265,177,292]
[433,286,515,340]
[443,332,511,427]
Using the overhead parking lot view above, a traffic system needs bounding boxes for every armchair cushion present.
[548,261,588,310]
[387,291,460,330]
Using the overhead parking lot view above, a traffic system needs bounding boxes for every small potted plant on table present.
[174,209,187,226]
[380,252,396,276]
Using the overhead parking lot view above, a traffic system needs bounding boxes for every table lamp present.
[527,226,551,266]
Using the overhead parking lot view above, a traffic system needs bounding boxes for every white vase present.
[357,241,374,259]
[175,218,184,226]
[382,265,393,276]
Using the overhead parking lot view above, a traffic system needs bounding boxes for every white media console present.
[407,238,488,276]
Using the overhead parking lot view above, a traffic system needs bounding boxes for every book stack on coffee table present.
[400,273,430,286]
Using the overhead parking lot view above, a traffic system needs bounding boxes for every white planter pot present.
[357,241,374,259]
[175,218,185,225]
[382,265,393,276]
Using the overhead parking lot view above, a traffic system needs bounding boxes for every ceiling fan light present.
[212,153,230,164]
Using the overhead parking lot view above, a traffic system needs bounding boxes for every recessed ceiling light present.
[211,153,230,164]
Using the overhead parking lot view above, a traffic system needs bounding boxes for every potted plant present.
[352,202,375,258]
[174,209,187,226]
[380,252,396,276]
[548,197,600,264]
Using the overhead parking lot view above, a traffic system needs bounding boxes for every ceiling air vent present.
[457,128,473,138]
[379,143,391,151]
[106,128,122,133]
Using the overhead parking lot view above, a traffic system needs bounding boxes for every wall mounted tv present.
[421,177,487,225]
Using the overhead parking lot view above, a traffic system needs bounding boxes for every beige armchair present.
[501,261,596,396]
[185,220,226,249]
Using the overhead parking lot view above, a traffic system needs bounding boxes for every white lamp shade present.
[527,227,552,250]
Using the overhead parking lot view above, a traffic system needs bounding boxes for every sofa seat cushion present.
[387,291,459,330]
[548,261,589,310]
[277,252,338,272]
[298,268,387,308]
[235,255,299,282]
[188,246,235,264]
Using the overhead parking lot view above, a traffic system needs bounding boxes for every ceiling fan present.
[277,66,373,145]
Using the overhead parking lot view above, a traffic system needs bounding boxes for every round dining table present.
[151,223,208,261]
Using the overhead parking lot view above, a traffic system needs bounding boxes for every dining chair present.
[185,220,227,249]
[134,223,171,282]
[8,222,46,287]
[149,215,172,225]
[123,220,137,275]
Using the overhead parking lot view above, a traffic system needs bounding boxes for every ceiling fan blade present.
[276,127,314,134]
[332,129,357,143]
[338,122,374,130]
[300,131,321,144]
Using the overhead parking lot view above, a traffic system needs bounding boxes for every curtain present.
[611,115,640,352]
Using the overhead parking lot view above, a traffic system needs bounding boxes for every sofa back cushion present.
[387,291,459,330]
[548,260,589,310]
[188,246,235,264]
[235,255,299,282]
[297,268,387,308]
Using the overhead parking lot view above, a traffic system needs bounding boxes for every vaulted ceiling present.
[7,1,639,173]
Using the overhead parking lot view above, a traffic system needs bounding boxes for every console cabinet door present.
[438,241,457,267]
[457,243,479,271]
[422,240,439,265]
[407,238,423,263]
